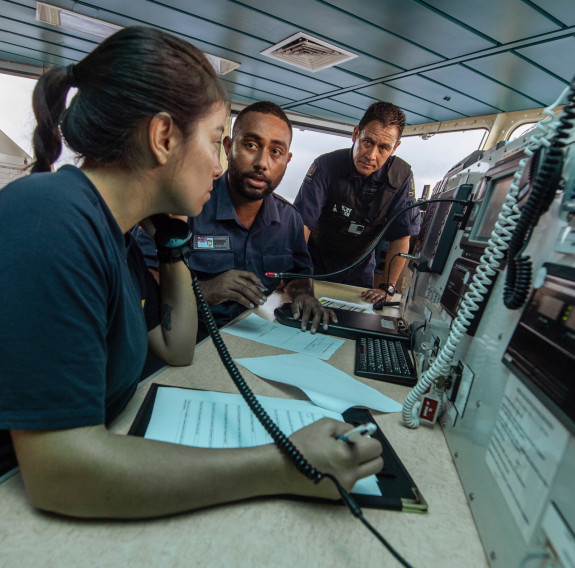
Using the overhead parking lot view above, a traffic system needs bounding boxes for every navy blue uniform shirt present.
[190,172,313,327]
[134,172,313,330]
[294,149,420,287]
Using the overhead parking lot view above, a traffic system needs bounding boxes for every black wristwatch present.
[156,243,192,264]
[378,283,396,295]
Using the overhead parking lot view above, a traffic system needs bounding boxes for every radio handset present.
[150,214,192,264]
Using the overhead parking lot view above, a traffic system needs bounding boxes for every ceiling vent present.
[261,33,357,72]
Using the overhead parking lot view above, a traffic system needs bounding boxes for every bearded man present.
[136,101,331,338]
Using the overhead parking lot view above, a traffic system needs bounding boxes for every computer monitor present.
[503,263,575,434]
[417,183,472,274]
[470,174,513,243]
[460,152,524,256]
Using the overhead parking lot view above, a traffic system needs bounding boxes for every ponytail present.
[31,66,76,173]
[30,27,225,174]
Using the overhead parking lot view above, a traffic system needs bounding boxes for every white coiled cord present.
[402,90,569,428]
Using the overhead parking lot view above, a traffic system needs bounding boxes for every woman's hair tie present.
[66,64,77,87]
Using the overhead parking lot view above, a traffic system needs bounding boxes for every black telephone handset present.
[150,215,193,264]
[373,300,400,310]
[189,269,330,486]
[503,79,575,309]
[147,222,331,485]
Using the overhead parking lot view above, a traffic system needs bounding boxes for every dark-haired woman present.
[0,26,382,519]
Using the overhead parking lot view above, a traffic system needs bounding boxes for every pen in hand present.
[337,422,377,444]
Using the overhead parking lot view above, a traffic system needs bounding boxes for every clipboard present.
[129,383,428,513]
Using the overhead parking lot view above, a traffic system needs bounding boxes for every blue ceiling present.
[1,0,574,127]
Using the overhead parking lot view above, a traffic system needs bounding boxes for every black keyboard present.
[355,335,418,386]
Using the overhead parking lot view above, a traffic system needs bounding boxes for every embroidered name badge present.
[193,236,231,250]
[333,203,353,217]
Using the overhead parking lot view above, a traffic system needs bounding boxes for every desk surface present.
[1,282,488,568]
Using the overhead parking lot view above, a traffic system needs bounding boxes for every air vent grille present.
[261,33,357,72]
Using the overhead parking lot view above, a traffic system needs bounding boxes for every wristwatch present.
[156,242,192,264]
[378,283,396,295]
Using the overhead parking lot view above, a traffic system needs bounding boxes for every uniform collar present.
[214,171,281,228]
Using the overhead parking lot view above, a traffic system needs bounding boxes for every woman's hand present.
[281,418,383,499]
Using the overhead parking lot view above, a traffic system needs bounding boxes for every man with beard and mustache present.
[135,101,334,340]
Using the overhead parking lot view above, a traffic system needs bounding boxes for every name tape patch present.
[193,235,230,250]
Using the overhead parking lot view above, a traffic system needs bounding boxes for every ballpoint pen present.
[336,422,377,444]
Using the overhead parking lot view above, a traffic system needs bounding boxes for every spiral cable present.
[503,76,575,309]
[187,266,323,482]
[183,261,414,567]
[402,86,571,428]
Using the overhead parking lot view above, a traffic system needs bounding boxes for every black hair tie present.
[66,64,77,87]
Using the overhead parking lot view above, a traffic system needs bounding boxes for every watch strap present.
[156,243,192,264]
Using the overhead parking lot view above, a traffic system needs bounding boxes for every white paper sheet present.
[318,297,373,313]
[221,313,344,359]
[144,386,381,496]
[235,353,403,414]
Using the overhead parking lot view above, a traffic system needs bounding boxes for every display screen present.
[471,174,514,242]
[504,264,575,432]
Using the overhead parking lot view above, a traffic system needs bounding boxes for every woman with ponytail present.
[0,27,382,519]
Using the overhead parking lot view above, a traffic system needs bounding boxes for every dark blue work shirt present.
[190,173,313,327]
[134,173,314,330]
[0,166,150,471]
[294,148,421,287]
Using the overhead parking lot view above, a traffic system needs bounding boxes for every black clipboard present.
[129,383,427,513]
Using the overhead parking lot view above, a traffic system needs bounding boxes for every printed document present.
[144,386,381,496]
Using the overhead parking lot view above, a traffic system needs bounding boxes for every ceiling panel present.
[76,0,370,89]
[422,0,562,42]
[330,90,437,126]
[464,51,569,107]
[384,75,503,117]
[1,0,574,128]
[356,83,467,123]
[423,64,541,112]
[326,0,497,57]
[530,0,575,26]
[515,35,575,82]
[238,0,446,70]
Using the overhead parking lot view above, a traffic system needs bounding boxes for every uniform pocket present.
[189,250,235,274]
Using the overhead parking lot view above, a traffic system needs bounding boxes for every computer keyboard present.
[355,335,418,386]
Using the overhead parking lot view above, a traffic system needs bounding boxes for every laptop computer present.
[274,302,411,341]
